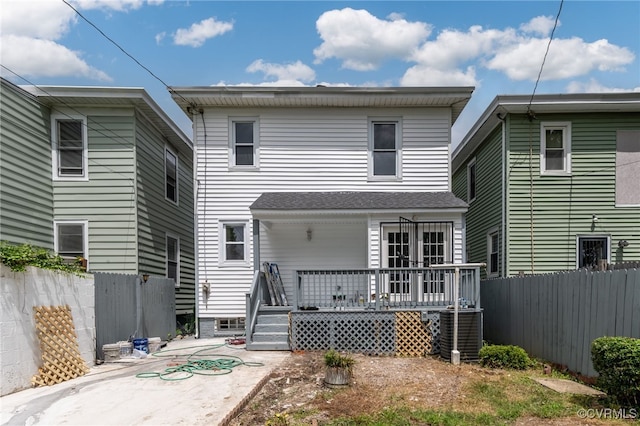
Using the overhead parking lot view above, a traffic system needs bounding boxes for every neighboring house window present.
[615,130,640,206]
[52,115,88,180]
[540,122,571,175]
[165,147,178,203]
[230,118,259,167]
[467,158,477,202]
[487,229,499,277]
[369,119,401,179]
[166,234,180,287]
[54,221,87,263]
[221,222,247,263]
[577,236,609,270]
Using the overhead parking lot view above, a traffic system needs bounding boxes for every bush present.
[591,337,640,408]
[0,242,85,275]
[479,344,532,370]
[324,349,355,370]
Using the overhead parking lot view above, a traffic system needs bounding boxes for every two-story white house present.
[171,86,478,351]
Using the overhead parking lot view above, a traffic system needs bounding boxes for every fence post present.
[374,270,380,311]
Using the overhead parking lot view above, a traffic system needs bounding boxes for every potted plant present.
[323,349,355,387]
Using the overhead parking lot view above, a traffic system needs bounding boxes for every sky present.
[1,0,639,147]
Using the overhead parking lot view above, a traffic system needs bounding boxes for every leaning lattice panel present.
[31,305,90,387]
[395,311,433,357]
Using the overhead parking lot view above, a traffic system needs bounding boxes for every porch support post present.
[253,219,260,272]
[374,269,380,311]
[451,266,461,365]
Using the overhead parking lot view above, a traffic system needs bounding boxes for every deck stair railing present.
[293,264,482,311]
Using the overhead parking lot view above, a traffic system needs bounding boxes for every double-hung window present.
[487,228,499,277]
[166,234,180,287]
[541,122,571,175]
[230,118,259,168]
[467,158,477,202]
[165,147,178,203]
[52,115,88,180]
[221,222,247,264]
[54,221,87,264]
[369,119,401,179]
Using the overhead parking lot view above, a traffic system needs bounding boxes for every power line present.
[60,0,193,107]
[527,0,564,117]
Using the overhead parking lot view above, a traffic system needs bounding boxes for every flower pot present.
[324,366,351,387]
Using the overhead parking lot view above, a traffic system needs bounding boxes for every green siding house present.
[452,93,640,277]
[0,78,195,315]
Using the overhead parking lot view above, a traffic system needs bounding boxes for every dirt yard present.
[229,351,615,426]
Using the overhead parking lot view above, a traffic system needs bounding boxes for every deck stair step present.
[247,308,291,351]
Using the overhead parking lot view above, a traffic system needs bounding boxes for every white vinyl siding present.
[195,107,453,318]
[540,122,571,175]
[52,114,88,181]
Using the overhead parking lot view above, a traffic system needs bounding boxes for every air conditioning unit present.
[439,309,482,362]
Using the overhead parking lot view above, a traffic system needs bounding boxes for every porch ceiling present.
[250,191,468,218]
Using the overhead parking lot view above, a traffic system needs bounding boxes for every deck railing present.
[293,264,482,311]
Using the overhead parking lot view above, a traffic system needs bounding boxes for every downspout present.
[191,107,200,339]
[501,117,507,277]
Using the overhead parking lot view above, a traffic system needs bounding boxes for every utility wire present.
[526,0,564,116]
[60,0,193,107]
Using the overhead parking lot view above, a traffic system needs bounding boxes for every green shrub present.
[324,349,355,370]
[479,344,533,370]
[591,336,640,408]
[0,242,85,275]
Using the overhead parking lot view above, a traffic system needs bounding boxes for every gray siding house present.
[452,93,640,278]
[0,78,195,316]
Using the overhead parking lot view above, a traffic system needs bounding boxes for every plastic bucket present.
[133,338,149,354]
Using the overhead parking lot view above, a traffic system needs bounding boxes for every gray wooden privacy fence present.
[95,273,176,360]
[481,268,640,377]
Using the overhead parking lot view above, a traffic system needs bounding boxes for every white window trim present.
[487,227,499,278]
[166,233,180,288]
[219,220,250,267]
[467,157,477,203]
[540,121,572,176]
[165,146,179,204]
[51,113,89,181]
[54,220,89,267]
[229,117,260,170]
[576,234,611,269]
[368,118,402,181]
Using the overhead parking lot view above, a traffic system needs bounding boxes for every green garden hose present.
[136,343,264,381]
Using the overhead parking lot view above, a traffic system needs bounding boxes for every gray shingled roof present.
[250,192,468,211]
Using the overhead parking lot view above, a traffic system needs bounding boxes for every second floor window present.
[467,158,477,202]
[370,120,401,179]
[541,122,571,175]
[165,148,178,203]
[230,118,258,167]
[52,115,87,180]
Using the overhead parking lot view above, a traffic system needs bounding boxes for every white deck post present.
[451,266,461,365]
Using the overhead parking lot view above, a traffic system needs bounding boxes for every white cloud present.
[155,32,166,45]
[314,8,431,71]
[0,35,112,81]
[566,79,640,93]
[520,16,557,37]
[486,37,635,81]
[0,0,77,39]
[173,17,233,47]
[401,65,477,86]
[247,60,316,83]
[73,0,159,11]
